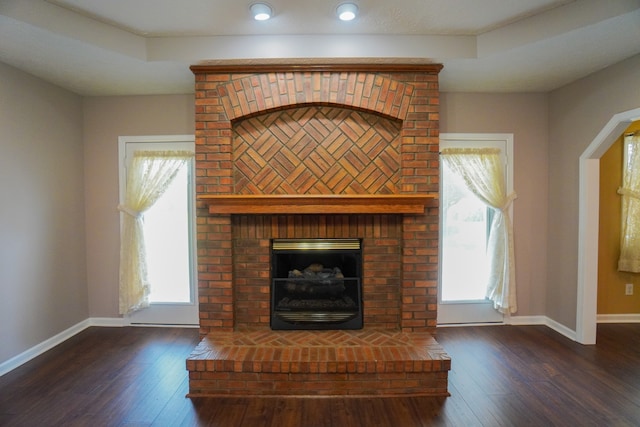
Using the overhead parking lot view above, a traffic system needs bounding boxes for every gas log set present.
[270,239,363,330]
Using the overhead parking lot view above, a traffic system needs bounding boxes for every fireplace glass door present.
[271,239,363,330]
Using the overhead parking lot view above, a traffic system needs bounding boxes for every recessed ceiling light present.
[336,3,358,21]
[250,3,272,21]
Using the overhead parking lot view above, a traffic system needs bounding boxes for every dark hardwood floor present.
[1,324,639,426]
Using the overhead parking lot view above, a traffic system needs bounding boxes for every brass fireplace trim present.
[272,238,361,251]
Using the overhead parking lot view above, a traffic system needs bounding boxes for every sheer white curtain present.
[440,147,518,314]
[618,133,640,272]
[118,150,193,314]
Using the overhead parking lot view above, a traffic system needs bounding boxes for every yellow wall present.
[598,121,640,314]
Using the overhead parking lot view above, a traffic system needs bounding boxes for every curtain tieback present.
[500,192,518,211]
[117,204,143,219]
[618,187,640,200]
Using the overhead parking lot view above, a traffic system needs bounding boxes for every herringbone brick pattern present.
[188,329,450,369]
[233,106,401,195]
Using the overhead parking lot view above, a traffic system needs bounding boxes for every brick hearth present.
[187,329,450,397]
[188,64,449,397]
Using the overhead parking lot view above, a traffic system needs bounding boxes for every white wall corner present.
[543,317,578,342]
[508,315,578,342]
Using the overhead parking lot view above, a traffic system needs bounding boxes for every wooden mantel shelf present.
[198,194,437,215]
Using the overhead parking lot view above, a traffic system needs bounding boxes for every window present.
[141,162,192,303]
[441,164,491,301]
[438,134,515,324]
[118,136,198,325]
[618,131,640,272]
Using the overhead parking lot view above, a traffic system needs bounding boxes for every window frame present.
[438,133,514,324]
[117,135,198,325]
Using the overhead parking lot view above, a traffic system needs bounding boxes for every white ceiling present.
[0,0,638,96]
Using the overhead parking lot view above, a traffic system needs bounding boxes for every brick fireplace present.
[186,64,450,397]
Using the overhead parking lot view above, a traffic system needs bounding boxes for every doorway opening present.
[578,107,640,344]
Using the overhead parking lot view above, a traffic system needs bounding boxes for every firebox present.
[270,238,363,330]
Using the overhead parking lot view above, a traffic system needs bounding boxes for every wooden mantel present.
[198,194,437,215]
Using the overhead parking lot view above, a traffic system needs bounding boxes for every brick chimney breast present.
[191,64,442,335]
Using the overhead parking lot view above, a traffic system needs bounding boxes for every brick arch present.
[216,72,414,121]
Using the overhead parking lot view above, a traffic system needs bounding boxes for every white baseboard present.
[506,315,546,325]
[88,317,128,327]
[0,316,204,377]
[507,315,578,341]
[0,317,126,377]
[0,319,90,377]
[542,317,578,341]
[127,322,200,328]
[437,321,505,327]
[437,315,580,342]
[10,312,628,378]
[597,313,640,323]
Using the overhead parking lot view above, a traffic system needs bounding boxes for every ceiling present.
[0,0,638,96]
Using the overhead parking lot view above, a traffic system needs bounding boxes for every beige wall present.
[440,93,550,316]
[548,53,640,330]
[83,95,195,317]
[0,62,86,364]
[82,92,551,319]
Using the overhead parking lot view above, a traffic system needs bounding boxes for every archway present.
[577,107,640,344]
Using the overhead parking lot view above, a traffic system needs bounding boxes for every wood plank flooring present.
[1,324,639,426]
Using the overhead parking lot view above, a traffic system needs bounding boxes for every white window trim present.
[117,135,198,325]
[438,133,514,325]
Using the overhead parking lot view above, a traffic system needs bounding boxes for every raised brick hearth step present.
[186,329,450,397]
